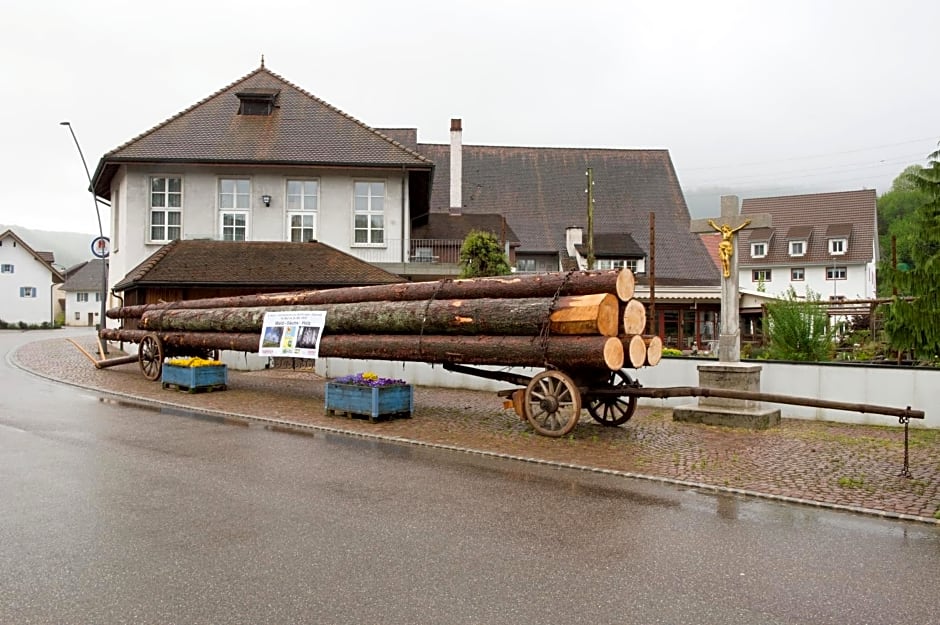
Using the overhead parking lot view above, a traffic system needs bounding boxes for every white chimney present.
[450,118,462,212]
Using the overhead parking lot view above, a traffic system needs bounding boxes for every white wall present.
[0,238,56,324]
[110,163,409,295]
[314,356,938,429]
[739,262,869,299]
[64,291,102,327]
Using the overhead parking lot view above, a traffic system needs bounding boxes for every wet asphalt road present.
[1,330,938,624]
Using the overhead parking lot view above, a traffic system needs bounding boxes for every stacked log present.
[103,268,668,371]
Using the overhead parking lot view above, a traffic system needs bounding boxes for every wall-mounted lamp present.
[261,194,272,207]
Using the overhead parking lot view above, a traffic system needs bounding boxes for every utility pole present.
[586,168,595,270]
[61,121,109,354]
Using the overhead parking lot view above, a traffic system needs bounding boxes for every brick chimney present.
[450,118,462,213]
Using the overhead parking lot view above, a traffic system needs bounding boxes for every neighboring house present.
[60,259,106,327]
[739,190,878,301]
[90,64,719,349]
[113,239,404,329]
[0,229,65,325]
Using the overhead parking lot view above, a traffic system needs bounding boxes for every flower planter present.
[325,382,414,422]
[162,364,228,393]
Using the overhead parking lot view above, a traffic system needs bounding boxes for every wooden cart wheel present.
[138,333,164,381]
[523,370,582,437]
[586,369,638,427]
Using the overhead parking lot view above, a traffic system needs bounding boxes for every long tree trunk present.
[99,329,625,370]
[139,293,620,337]
[621,298,648,335]
[108,268,635,319]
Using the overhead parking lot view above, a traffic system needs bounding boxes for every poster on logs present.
[258,311,327,359]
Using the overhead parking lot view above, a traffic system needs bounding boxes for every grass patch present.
[837,475,866,489]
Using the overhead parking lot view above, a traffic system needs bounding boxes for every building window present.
[751,242,766,258]
[219,179,250,241]
[516,258,536,272]
[829,238,847,255]
[95,292,101,302]
[596,259,638,272]
[77,292,89,302]
[221,212,248,241]
[353,181,385,245]
[19,286,37,298]
[826,266,847,280]
[791,268,805,281]
[752,269,771,282]
[287,180,319,242]
[150,177,182,242]
[74,312,80,321]
[789,241,805,256]
[0,263,13,273]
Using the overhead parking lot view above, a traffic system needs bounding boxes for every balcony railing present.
[348,238,465,266]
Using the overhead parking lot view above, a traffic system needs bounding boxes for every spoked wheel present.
[523,370,582,437]
[138,333,164,381]
[586,369,638,427]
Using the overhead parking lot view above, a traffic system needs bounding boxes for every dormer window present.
[751,242,767,258]
[789,240,805,256]
[236,88,280,116]
[826,224,851,256]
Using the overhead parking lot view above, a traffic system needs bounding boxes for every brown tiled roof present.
[410,213,520,243]
[113,240,405,291]
[740,190,877,267]
[576,232,645,258]
[698,233,722,272]
[92,67,432,198]
[786,225,813,239]
[748,227,774,242]
[0,229,65,283]
[415,143,719,285]
[61,259,105,291]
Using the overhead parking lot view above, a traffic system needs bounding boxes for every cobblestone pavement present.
[12,334,940,525]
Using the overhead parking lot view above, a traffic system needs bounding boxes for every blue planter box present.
[162,364,228,393]
[325,382,414,422]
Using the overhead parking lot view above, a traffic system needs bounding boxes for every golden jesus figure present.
[708,218,751,278]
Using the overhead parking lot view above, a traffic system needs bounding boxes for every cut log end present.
[615,268,636,301]
[624,334,647,368]
[622,298,648,336]
[644,335,663,366]
[603,336,625,370]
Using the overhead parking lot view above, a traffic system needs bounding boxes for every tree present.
[763,286,834,361]
[877,165,930,295]
[458,230,512,278]
[882,144,940,361]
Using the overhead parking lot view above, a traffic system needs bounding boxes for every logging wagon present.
[96,268,924,442]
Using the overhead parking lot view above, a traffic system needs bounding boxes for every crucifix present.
[690,195,771,362]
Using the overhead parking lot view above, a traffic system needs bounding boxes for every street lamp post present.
[60,121,109,354]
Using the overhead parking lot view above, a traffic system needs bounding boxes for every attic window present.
[236,88,280,116]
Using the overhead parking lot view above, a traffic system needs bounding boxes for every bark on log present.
[138,294,620,337]
[100,328,625,370]
[108,268,635,319]
[643,335,663,366]
[621,299,648,335]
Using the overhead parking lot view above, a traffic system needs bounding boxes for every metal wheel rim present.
[523,370,582,437]
[138,334,164,381]
[587,370,637,427]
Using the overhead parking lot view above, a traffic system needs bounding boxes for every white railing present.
[349,238,464,265]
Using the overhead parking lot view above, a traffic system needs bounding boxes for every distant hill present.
[0,224,99,271]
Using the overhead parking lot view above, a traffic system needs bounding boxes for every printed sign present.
[258,310,326,359]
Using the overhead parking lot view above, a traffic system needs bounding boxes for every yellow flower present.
[167,357,223,368]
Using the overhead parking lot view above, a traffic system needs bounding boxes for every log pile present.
[102,268,665,371]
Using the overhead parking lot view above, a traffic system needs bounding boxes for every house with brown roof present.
[0,229,65,325]
[739,190,879,301]
[61,259,106,326]
[91,64,720,349]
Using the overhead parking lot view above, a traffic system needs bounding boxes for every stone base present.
[672,361,780,429]
[672,404,780,429]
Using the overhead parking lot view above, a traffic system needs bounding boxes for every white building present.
[0,229,64,325]
[738,190,878,301]
[60,259,106,327]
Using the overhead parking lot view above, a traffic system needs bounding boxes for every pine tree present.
[883,144,940,361]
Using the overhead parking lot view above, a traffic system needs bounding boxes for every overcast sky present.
[3,0,938,235]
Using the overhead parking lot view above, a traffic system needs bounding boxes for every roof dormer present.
[748,227,773,259]
[235,88,280,116]
[826,223,852,256]
[787,225,812,257]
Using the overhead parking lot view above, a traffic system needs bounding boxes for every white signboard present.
[258,311,326,359]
